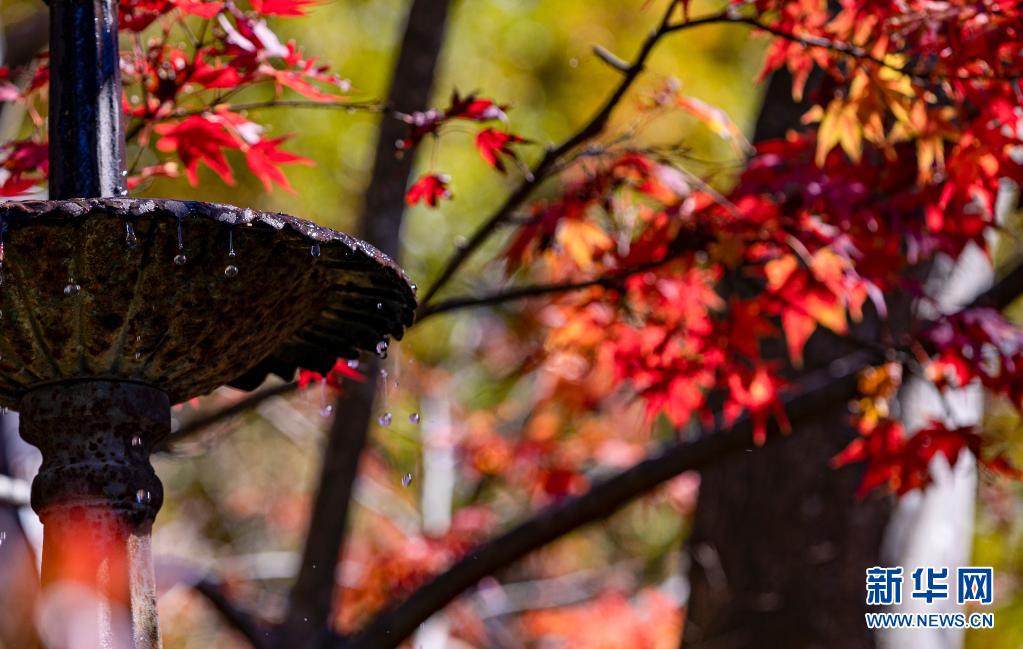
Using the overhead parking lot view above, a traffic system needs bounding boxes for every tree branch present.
[159,382,297,450]
[417,277,616,321]
[193,578,274,649]
[415,252,687,321]
[339,348,878,649]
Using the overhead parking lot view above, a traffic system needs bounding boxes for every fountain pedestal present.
[20,382,169,648]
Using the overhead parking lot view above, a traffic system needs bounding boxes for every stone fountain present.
[5,0,416,645]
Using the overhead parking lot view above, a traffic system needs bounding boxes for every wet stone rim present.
[0,198,418,403]
[0,198,415,290]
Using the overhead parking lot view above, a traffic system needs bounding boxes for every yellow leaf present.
[836,104,863,163]
[815,100,844,166]
[556,220,613,270]
[765,255,798,290]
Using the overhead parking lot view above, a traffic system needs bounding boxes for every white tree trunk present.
[879,180,1018,649]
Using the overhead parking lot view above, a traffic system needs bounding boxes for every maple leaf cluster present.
[1,0,346,196]
[481,0,1023,495]
[402,92,529,207]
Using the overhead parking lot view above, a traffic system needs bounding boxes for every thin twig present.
[125,99,386,143]
[193,578,274,649]
[159,381,297,450]
[415,254,686,322]
[417,277,617,321]
[171,98,387,119]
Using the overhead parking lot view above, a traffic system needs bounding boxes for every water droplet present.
[376,302,383,310]
[347,359,359,369]
[131,436,142,448]
[63,283,80,297]
[173,254,187,266]
[375,340,389,358]
[224,265,239,278]
[228,228,236,257]
[408,412,420,424]
[176,218,185,251]
[125,222,138,249]
[378,412,392,427]
[411,283,418,295]
[320,404,334,417]
[135,489,151,504]
[402,473,413,487]
[310,243,321,257]
[379,369,388,380]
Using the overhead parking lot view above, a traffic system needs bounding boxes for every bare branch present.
[417,277,615,321]
[192,578,274,649]
[340,348,879,649]
[414,251,690,322]
[276,370,378,648]
[592,44,631,73]
[160,382,297,450]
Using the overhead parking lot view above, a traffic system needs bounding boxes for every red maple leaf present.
[172,0,223,18]
[155,115,241,186]
[190,54,243,89]
[244,136,313,192]
[447,91,507,122]
[405,174,451,208]
[475,128,526,174]
[249,0,316,15]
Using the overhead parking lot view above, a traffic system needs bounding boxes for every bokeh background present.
[0,1,1020,647]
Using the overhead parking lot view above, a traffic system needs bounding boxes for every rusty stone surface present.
[20,381,169,525]
[0,198,417,406]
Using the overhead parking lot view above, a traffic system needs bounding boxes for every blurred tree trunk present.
[681,70,894,649]
[276,1,452,647]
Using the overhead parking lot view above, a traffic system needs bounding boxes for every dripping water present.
[174,217,187,265]
[224,229,239,276]
[125,222,138,249]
